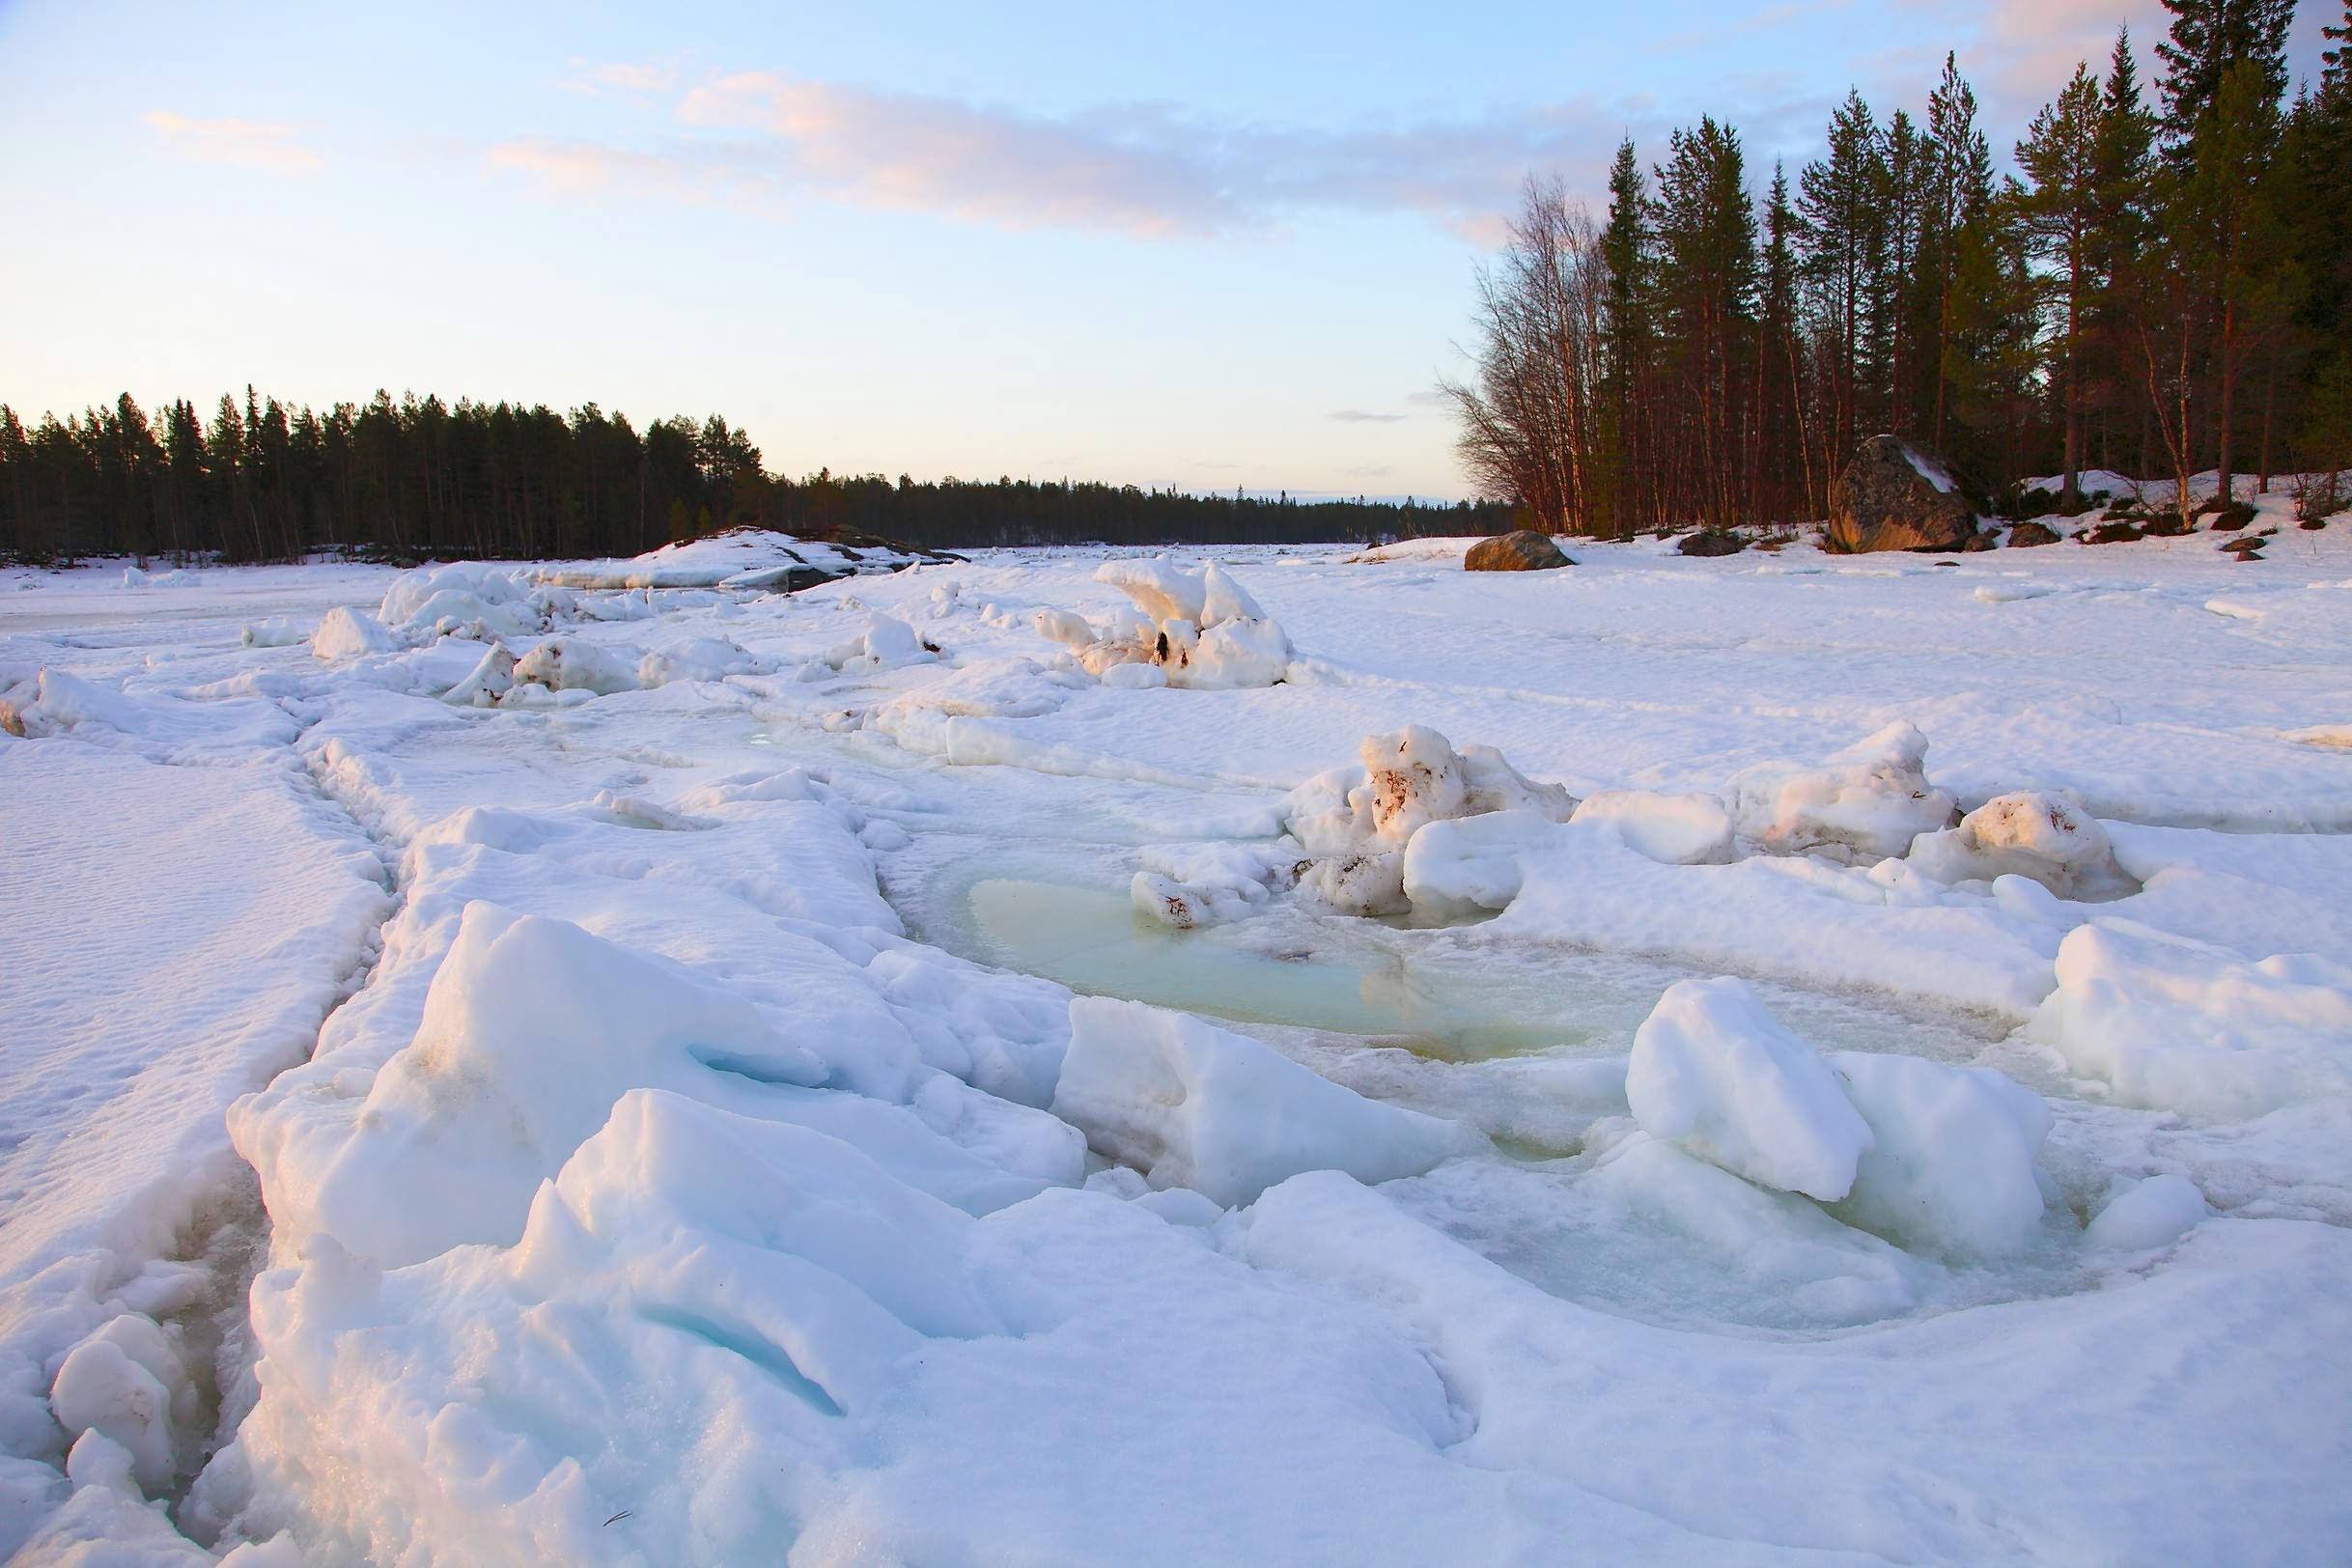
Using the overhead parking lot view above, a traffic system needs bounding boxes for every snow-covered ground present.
[3,506,2349,1562]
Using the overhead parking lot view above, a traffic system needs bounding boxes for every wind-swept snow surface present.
[3,518,2351,1562]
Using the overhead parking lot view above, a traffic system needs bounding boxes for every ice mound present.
[635,634,769,686]
[238,617,303,648]
[2084,1173,2206,1250]
[827,613,938,670]
[1620,979,2054,1258]
[1909,791,2130,898]
[309,605,401,662]
[1035,558,1294,688]
[2027,921,2352,1117]
[378,562,555,644]
[1728,721,1958,862]
[1287,726,1574,915]
[511,636,641,695]
[1827,1050,2054,1259]
[1569,789,1738,865]
[1050,997,1481,1206]
[1627,978,1874,1202]
[440,643,517,708]
[48,1314,195,1495]
[1130,842,1298,930]
[227,1090,989,1560]
[254,903,827,1268]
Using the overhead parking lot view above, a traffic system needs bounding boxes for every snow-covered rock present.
[1050,997,1481,1206]
[1626,978,1874,1202]
[2027,920,2352,1117]
[1729,720,1957,862]
[1828,1050,2054,1259]
[1908,791,2129,897]
[1288,727,1574,916]
[1034,557,1296,688]
[538,527,930,591]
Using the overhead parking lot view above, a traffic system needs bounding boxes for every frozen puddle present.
[963,876,1604,1058]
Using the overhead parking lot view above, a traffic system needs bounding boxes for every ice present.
[2028,920,2352,1117]
[2085,1173,2208,1251]
[1728,720,1958,862]
[511,635,641,694]
[1050,997,1482,1206]
[238,617,302,648]
[1829,1050,2055,1259]
[1626,978,1874,1201]
[247,902,827,1269]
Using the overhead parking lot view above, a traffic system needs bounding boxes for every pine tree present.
[1599,138,1657,533]
[1923,54,1994,451]
[2016,63,2106,505]
[1799,92,1884,471]
[1655,118,1758,527]
[2087,29,2159,472]
[2156,0,2298,144]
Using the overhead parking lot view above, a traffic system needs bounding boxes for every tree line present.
[0,390,1509,566]
[1445,0,2352,534]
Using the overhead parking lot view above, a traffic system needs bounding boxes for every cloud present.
[562,60,681,96]
[483,69,1648,239]
[143,111,322,174]
[1344,464,1397,479]
[1330,408,1408,424]
[484,136,781,210]
[1403,389,1453,407]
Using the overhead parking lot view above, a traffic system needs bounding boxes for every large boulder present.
[1827,436,1979,553]
[1676,529,1745,557]
[1466,530,1574,572]
[2007,520,2060,547]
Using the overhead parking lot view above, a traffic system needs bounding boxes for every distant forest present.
[0,393,1510,566]
[1445,0,2352,534]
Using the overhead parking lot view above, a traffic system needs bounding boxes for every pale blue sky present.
[0,0,2333,498]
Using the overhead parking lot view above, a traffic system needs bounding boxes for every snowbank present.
[1051,997,1481,1206]
[2028,921,2352,1117]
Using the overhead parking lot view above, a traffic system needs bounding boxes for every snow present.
[4,514,2351,1561]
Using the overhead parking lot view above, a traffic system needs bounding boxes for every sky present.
[0,1,2337,501]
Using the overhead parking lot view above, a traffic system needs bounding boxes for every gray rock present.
[1466,530,1575,572]
[1676,530,1745,557]
[1827,436,1979,553]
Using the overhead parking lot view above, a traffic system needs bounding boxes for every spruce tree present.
[2017,63,2106,505]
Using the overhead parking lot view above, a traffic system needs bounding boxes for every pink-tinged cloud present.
[142,111,322,174]
[563,60,681,95]
[1330,409,1408,423]
[483,69,1652,240]
[484,136,781,210]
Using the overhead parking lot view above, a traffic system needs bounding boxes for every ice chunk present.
[2027,921,2352,1117]
[50,1319,183,1493]
[637,634,763,686]
[1729,721,1957,862]
[1360,725,1469,844]
[1458,743,1577,821]
[1094,556,1208,625]
[1626,978,1873,1202]
[512,637,642,695]
[1909,791,2128,897]
[282,903,826,1267]
[1571,790,1737,865]
[1100,661,1166,690]
[440,643,516,708]
[1828,1050,2053,1259]
[240,617,303,648]
[1050,997,1481,1206]
[310,605,401,661]
[2085,1173,2206,1251]
[1188,614,1293,688]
